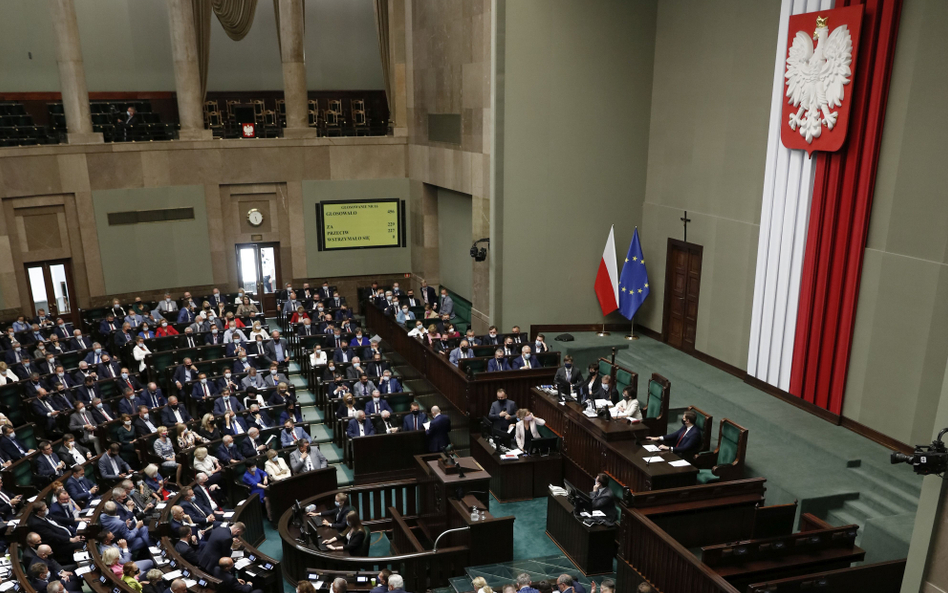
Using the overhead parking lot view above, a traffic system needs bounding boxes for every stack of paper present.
[164,570,184,580]
[75,566,93,576]
[591,510,606,517]
[643,444,661,453]
[669,459,692,467]
[643,456,666,463]
[235,558,253,570]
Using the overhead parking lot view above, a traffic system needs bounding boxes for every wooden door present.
[25,260,80,326]
[662,239,702,352]
[235,243,282,315]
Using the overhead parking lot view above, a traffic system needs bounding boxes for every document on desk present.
[73,551,90,562]
[591,510,606,517]
[314,582,325,590]
[594,399,612,408]
[642,444,661,453]
[669,459,692,467]
[74,565,93,576]
[163,570,184,580]
[231,550,245,558]
[643,456,666,463]
[235,558,253,570]
[223,511,236,518]
[0,581,13,592]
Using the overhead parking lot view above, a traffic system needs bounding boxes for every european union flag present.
[618,228,650,320]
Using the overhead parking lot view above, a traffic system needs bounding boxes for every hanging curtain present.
[193,0,259,101]
[373,0,393,124]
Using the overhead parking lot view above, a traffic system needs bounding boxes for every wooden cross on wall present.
[681,211,692,242]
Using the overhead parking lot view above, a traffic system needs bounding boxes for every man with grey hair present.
[100,500,150,552]
[387,574,405,593]
[46,581,65,593]
[425,405,451,452]
[33,545,80,592]
[517,574,539,593]
[169,580,188,593]
[332,578,348,593]
[556,575,574,593]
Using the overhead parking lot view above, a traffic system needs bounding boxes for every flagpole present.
[598,314,610,337]
[625,316,638,340]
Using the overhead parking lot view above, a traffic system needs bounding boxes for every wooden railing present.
[621,506,739,593]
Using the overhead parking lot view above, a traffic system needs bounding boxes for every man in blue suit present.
[363,391,392,416]
[220,411,249,437]
[64,464,98,508]
[198,523,244,572]
[217,436,244,464]
[377,371,401,394]
[98,314,119,335]
[487,350,510,372]
[280,420,311,447]
[33,441,66,483]
[346,411,376,438]
[401,402,427,432]
[332,342,355,364]
[138,382,167,409]
[511,346,541,370]
[191,374,219,401]
[179,488,216,529]
[0,425,34,460]
[116,388,140,416]
[161,396,192,427]
[213,391,244,415]
[425,406,451,452]
[99,443,132,480]
[646,410,702,462]
[177,305,196,324]
[233,351,256,374]
[100,500,150,552]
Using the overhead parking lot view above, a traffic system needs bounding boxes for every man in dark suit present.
[0,425,34,460]
[174,525,201,564]
[482,325,504,345]
[138,382,167,409]
[240,428,267,458]
[314,493,352,530]
[0,475,24,519]
[172,358,199,393]
[511,346,540,370]
[217,436,244,464]
[425,406,451,452]
[487,349,510,372]
[68,330,90,352]
[346,411,376,438]
[554,355,584,394]
[34,440,66,483]
[49,490,80,531]
[419,280,437,308]
[401,401,427,432]
[192,373,219,401]
[590,473,618,523]
[98,443,132,480]
[333,342,355,364]
[264,331,290,364]
[89,397,116,423]
[647,410,701,462]
[488,389,517,433]
[245,405,273,430]
[592,375,619,405]
[214,392,245,415]
[161,396,192,426]
[198,523,244,572]
[96,355,122,380]
[214,556,262,593]
[31,388,63,433]
[132,405,160,437]
[64,464,98,508]
[26,502,84,560]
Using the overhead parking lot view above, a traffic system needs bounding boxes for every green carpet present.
[488,494,563,560]
[551,333,922,562]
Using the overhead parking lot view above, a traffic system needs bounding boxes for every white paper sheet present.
[643,456,666,463]
[643,444,661,453]
[74,566,93,576]
[669,459,692,467]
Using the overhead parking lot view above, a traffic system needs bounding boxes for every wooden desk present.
[302,569,381,592]
[529,388,697,492]
[545,493,617,575]
[446,497,515,566]
[470,436,562,502]
[350,430,427,483]
[266,466,338,522]
[417,455,491,542]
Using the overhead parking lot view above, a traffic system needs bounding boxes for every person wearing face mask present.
[0,361,17,385]
[99,442,132,479]
[246,404,273,429]
[191,373,219,401]
[280,420,311,447]
[4,340,25,366]
[269,382,296,409]
[646,410,701,462]
[131,337,151,372]
[241,367,266,390]
[394,302,416,325]
[554,355,583,395]
[213,389,245,416]
[204,324,222,345]
[157,293,178,314]
[512,345,540,370]
[161,396,192,427]
[136,321,153,340]
[489,388,518,433]
[88,398,115,424]
[377,371,401,394]
[310,493,352,529]
[133,405,159,437]
[363,390,391,416]
[449,340,474,367]
[67,402,98,452]
[432,333,452,355]
[116,388,140,416]
[138,382,167,410]
[96,354,121,379]
[155,318,179,337]
[310,345,327,367]
[353,373,377,398]
[322,361,340,381]
[613,387,642,421]
[323,511,366,553]
[407,321,427,338]
[298,316,316,336]
[264,362,288,387]
[58,432,92,467]
[514,408,547,452]
[487,348,511,372]
[534,333,549,353]
[117,366,141,392]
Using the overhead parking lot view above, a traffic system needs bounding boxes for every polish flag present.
[594,225,619,315]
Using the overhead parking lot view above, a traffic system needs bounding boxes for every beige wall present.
[0,137,406,313]
[406,0,492,330]
[436,187,473,301]
[498,0,657,331]
[843,0,948,447]
[0,0,383,93]
[636,0,780,370]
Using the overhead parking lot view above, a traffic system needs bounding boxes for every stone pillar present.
[166,0,212,141]
[48,0,102,144]
[277,0,316,138]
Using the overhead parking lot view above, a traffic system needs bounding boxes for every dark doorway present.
[662,239,702,352]
[25,260,79,326]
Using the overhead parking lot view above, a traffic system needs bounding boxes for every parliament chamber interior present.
[0,0,945,592]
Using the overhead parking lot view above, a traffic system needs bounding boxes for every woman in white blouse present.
[514,408,547,451]
[613,387,642,421]
[265,449,292,482]
[310,345,327,367]
[248,321,268,341]
[131,337,151,372]
[193,446,224,486]
[0,362,18,384]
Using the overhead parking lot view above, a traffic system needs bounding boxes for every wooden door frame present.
[24,259,80,326]
[235,242,282,315]
[661,238,703,352]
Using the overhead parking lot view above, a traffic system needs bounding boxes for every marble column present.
[48,0,102,144]
[277,0,317,138]
[166,0,212,141]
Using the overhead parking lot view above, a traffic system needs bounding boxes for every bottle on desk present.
[471,506,479,521]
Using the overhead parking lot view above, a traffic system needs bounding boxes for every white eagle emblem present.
[785,17,853,144]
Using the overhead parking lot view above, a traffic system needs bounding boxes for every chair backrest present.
[645,379,664,419]
[615,366,637,399]
[598,359,613,379]
[686,404,713,453]
[359,526,372,556]
[328,99,342,113]
[717,418,747,467]
[643,373,670,437]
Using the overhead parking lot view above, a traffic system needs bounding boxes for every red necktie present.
[676,428,688,448]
